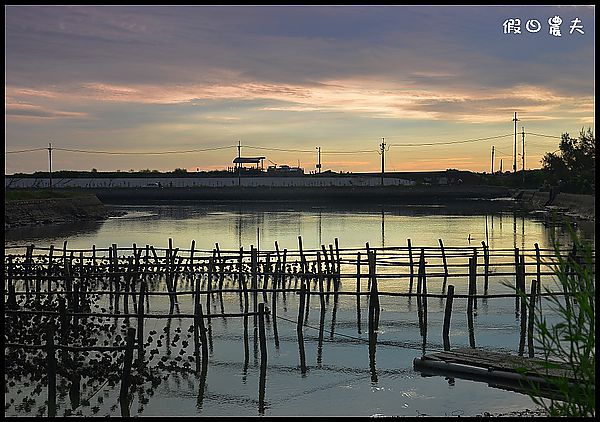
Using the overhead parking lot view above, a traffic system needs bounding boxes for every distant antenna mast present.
[237,140,241,186]
[48,142,53,189]
[316,146,321,173]
[379,137,388,186]
[522,126,525,184]
[513,112,519,173]
[491,145,495,174]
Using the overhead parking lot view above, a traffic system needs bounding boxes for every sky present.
[4,5,595,174]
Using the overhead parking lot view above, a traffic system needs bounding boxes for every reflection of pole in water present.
[318,210,322,246]
[237,211,242,249]
[329,290,338,340]
[381,208,385,248]
[196,356,208,410]
[317,306,326,367]
[513,211,517,249]
[521,213,525,252]
[485,214,489,246]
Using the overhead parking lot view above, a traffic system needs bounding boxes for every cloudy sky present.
[5,5,595,174]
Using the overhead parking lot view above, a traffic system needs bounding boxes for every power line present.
[244,145,315,153]
[322,150,378,154]
[5,147,47,154]
[525,132,561,139]
[389,133,513,147]
[244,145,377,154]
[4,132,564,156]
[53,145,236,155]
[494,147,512,156]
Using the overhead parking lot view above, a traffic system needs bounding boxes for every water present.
[4,201,594,417]
[5,200,593,250]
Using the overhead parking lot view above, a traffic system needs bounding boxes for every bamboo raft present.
[413,347,590,400]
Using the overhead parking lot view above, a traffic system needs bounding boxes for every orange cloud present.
[6,78,593,125]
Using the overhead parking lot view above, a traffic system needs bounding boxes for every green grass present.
[4,189,90,201]
[512,222,595,417]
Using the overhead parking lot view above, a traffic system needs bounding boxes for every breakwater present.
[4,194,109,229]
[92,185,511,203]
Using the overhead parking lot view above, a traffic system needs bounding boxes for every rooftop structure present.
[233,156,266,170]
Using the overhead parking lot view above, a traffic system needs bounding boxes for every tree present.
[542,128,595,194]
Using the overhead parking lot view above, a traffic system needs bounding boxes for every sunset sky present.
[5,5,595,174]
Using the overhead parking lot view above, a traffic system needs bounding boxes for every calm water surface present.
[4,201,594,417]
[5,200,594,250]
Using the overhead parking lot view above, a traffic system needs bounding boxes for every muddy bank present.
[4,194,111,229]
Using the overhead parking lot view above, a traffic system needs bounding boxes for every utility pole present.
[379,137,386,186]
[522,127,525,185]
[237,140,241,186]
[48,142,53,189]
[316,146,321,173]
[500,158,503,173]
[513,112,519,173]
[491,145,495,174]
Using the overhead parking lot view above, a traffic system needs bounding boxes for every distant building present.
[266,164,304,175]
[233,156,266,171]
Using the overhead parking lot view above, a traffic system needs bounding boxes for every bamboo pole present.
[518,256,527,356]
[258,303,267,367]
[297,281,307,374]
[527,279,538,358]
[137,281,145,364]
[198,303,209,368]
[482,241,490,292]
[442,285,455,351]
[251,246,258,327]
[439,239,448,293]
[407,239,414,293]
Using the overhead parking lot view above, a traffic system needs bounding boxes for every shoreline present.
[516,189,595,222]
[5,187,594,230]
[4,194,112,230]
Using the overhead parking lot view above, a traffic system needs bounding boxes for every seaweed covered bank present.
[4,194,111,229]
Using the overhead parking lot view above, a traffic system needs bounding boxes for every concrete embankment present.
[5,194,110,229]
[93,185,511,203]
[519,190,595,221]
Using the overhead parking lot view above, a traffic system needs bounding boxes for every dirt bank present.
[4,194,110,229]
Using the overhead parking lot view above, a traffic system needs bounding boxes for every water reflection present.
[5,220,103,244]
[5,201,593,253]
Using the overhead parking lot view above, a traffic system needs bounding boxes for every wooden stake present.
[137,281,145,364]
[258,303,267,367]
[527,279,538,358]
[297,282,307,374]
[407,239,414,293]
[442,285,455,351]
[439,239,448,292]
[481,241,490,292]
